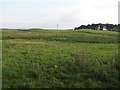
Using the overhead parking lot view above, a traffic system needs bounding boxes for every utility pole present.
[57,24,58,29]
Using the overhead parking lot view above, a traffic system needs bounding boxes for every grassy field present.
[2,29,119,88]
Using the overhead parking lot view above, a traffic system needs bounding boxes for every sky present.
[0,0,119,29]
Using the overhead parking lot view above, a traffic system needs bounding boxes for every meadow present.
[2,29,119,88]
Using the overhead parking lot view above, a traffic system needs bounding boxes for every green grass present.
[2,29,119,88]
[2,29,118,43]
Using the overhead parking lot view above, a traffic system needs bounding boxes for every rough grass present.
[2,29,118,43]
[2,29,119,88]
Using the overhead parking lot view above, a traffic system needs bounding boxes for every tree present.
[74,23,118,32]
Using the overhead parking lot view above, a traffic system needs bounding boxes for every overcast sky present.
[0,0,119,29]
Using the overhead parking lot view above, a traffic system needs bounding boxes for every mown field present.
[2,29,119,88]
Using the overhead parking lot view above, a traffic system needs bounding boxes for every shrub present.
[73,52,86,66]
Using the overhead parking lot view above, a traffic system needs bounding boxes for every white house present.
[103,26,107,31]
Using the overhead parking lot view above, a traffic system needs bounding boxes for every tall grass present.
[2,29,119,88]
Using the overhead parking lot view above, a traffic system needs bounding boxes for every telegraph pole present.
[57,24,58,30]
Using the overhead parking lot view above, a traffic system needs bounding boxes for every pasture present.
[2,29,119,88]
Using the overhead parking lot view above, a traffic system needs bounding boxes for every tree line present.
[74,23,119,32]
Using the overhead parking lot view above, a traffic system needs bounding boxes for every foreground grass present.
[2,29,119,88]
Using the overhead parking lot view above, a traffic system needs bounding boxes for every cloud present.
[1,0,119,29]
